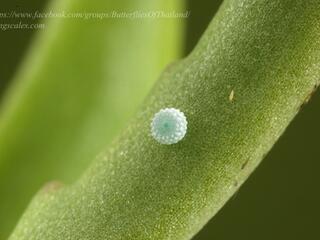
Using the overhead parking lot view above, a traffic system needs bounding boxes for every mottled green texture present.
[0,0,184,238]
[9,0,320,239]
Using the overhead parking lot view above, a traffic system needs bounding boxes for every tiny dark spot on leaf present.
[299,84,319,110]
[233,180,238,187]
[232,189,240,200]
[241,159,249,170]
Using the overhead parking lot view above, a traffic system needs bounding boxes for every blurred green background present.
[0,0,47,98]
[0,0,319,239]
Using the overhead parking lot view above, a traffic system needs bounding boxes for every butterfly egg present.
[151,108,187,145]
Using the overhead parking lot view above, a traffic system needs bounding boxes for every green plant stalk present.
[9,0,320,239]
[0,0,184,238]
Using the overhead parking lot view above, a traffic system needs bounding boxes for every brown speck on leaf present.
[163,61,179,73]
[40,180,64,194]
[229,90,235,102]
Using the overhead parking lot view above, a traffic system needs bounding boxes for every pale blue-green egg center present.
[156,115,177,136]
[151,108,187,144]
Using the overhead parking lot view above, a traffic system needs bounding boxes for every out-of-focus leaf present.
[185,0,223,53]
[0,0,184,238]
[0,0,48,98]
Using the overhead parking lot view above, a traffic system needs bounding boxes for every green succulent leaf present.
[0,0,184,238]
[9,0,320,239]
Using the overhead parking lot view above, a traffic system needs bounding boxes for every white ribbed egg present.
[151,108,187,145]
